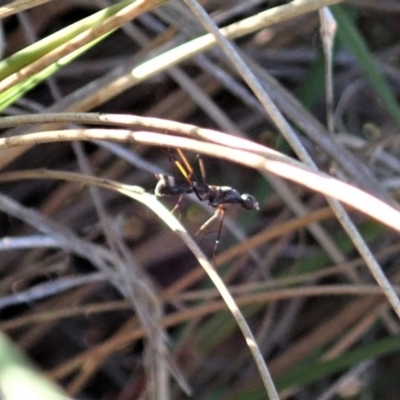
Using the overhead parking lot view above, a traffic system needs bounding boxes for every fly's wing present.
[159,149,211,202]
[174,149,207,202]
[175,148,196,185]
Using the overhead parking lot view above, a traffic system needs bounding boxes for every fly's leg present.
[195,207,225,267]
[196,154,207,185]
[212,207,225,266]
[171,194,184,218]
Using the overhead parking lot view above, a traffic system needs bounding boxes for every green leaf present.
[277,334,400,390]
[0,0,134,81]
[0,34,108,111]
[331,4,400,126]
[0,333,68,400]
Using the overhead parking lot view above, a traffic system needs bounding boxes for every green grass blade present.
[0,0,134,81]
[0,333,68,400]
[277,334,400,390]
[0,34,109,111]
[331,5,400,126]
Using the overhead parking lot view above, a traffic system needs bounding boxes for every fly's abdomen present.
[155,174,193,197]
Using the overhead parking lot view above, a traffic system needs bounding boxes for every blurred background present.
[0,0,400,399]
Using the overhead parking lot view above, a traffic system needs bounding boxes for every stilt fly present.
[155,149,259,259]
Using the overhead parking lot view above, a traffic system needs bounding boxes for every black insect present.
[155,149,259,261]
[155,174,258,212]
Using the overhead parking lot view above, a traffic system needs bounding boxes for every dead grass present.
[0,1,400,399]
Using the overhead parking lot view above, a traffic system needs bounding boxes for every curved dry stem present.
[0,168,272,397]
[0,128,398,232]
[1,124,400,323]
[162,0,400,337]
